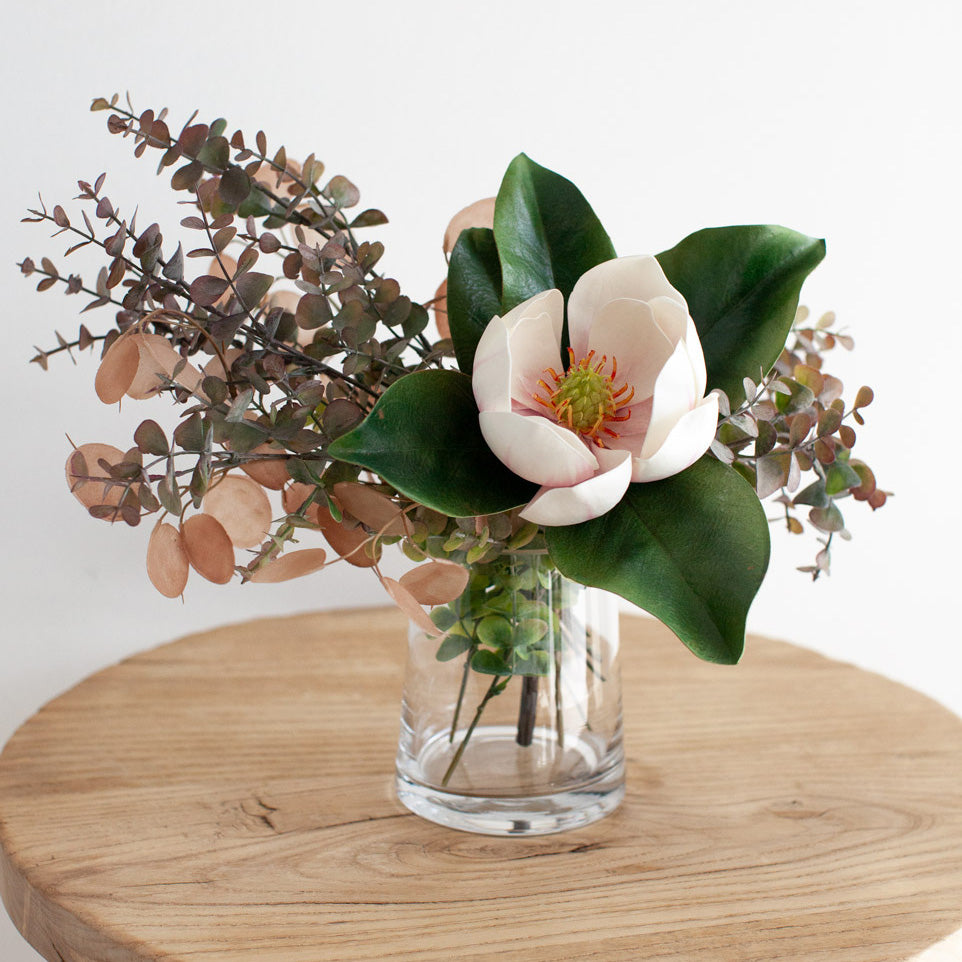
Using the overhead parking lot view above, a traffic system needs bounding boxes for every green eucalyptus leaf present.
[327,369,536,517]
[657,226,825,404]
[471,649,511,675]
[545,457,770,664]
[447,227,503,374]
[793,479,830,508]
[494,154,616,313]
[824,460,862,496]
[477,615,512,650]
[436,634,472,662]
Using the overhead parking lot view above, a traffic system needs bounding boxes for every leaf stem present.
[442,675,506,787]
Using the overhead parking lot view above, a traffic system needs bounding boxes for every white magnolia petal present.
[631,395,719,482]
[472,316,512,413]
[609,395,653,438]
[648,295,689,346]
[500,288,563,338]
[641,341,700,457]
[684,317,708,398]
[508,311,564,409]
[568,255,686,358]
[585,298,673,399]
[520,448,632,526]
[479,411,598,486]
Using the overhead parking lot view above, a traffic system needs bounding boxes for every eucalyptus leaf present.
[657,226,825,404]
[436,635,472,662]
[327,370,536,517]
[545,457,769,664]
[471,649,511,675]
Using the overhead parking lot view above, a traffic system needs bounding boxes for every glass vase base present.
[395,726,625,836]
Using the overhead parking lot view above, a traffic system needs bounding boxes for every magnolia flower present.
[472,255,719,526]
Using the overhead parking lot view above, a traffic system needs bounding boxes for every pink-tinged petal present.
[520,448,632,526]
[648,295,689,346]
[500,288,563,338]
[585,298,673,399]
[479,410,598,486]
[684,317,708,398]
[631,395,719,482]
[609,395,653,438]
[472,316,512,413]
[568,255,686,357]
[641,341,700,458]
[508,310,564,409]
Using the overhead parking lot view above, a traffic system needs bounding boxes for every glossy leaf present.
[657,226,825,403]
[327,370,536,517]
[545,458,770,664]
[493,154,616,313]
[446,227,502,374]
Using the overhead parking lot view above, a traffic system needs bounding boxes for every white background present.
[1,2,960,958]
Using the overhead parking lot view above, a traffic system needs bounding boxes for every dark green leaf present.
[436,634,472,661]
[477,615,512,650]
[447,227,502,373]
[657,226,825,404]
[546,458,770,664]
[327,370,536,517]
[494,154,616,313]
[471,649,511,675]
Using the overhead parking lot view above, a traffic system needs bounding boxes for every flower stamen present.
[532,351,635,445]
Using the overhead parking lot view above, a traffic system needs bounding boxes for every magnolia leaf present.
[446,227,502,374]
[545,458,770,664]
[494,153,616,314]
[328,370,536,517]
[657,226,825,404]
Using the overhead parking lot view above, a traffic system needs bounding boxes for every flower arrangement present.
[22,95,886,675]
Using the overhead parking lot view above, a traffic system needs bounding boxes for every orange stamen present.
[531,349,636,447]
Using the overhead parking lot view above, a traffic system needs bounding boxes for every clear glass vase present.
[395,551,624,836]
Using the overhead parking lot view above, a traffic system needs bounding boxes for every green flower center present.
[533,349,635,444]
[552,366,616,434]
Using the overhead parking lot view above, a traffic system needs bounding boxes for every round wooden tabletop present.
[2,609,962,962]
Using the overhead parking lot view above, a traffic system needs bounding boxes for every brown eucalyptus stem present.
[516,676,539,747]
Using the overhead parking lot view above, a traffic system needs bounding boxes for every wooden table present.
[2,609,962,961]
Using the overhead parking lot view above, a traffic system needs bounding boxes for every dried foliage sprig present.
[711,307,888,578]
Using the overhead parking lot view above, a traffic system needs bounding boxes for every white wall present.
[1,1,960,957]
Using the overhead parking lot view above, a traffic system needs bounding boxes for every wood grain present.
[1,608,962,961]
